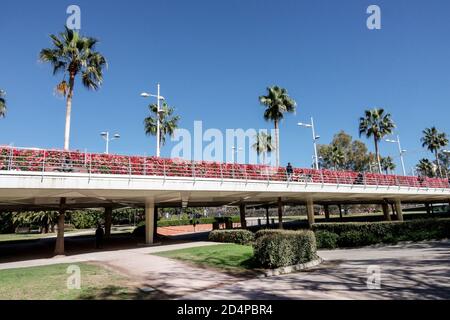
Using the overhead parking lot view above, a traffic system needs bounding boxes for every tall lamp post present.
[141,83,166,157]
[100,131,120,154]
[385,135,407,176]
[298,117,320,170]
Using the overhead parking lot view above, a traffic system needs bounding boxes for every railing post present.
[363,172,367,188]
[143,157,147,176]
[89,153,92,180]
[163,159,167,178]
[8,147,13,171]
[320,170,324,186]
[192,161,196,182]
[128,157,132,177]
[220,163,224,183]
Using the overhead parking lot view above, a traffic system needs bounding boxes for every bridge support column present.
[278,198,283,229]
[382,202,391,221]
[104,207,113,238]
[154,206,159,241]
[265,206,270,226]
[338,204,343,220]
[145,200,155,245]
[425,203,431,214]
[395,200,404,222]
[54,198,66,255]
[324,205,330,221]
[239,203,247,229]
[306,199,315,228]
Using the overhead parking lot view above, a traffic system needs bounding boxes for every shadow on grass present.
[78,285,172,300]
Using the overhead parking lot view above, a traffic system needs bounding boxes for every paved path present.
[1,240,449,299]
[182,240,450,300]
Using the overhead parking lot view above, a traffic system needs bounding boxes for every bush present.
[158,216,240,227]
[253,230,317,269]
[254,229,286,240]
[312,218,450,248]
[315,230,339,249]
[208,229,255,245]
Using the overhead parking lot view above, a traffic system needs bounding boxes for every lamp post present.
[385,135,407,176]
[298,117,320,170]
[231,146,243,164]
[443,150,450,179]
[141,83,166,157]
[100,131,120,154]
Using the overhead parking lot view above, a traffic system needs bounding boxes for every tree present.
[421,127,448,177]
[329,145,345,170]
[12,211,58,233]
[416,158,435,178]
[259,86,297,167]
[40,27,107,151]
[0,90,6,118]
[252,131,275,165]
[317,131,374,172]
[144,102,180,147]
[359,108,395,173]
[380,156,396,174]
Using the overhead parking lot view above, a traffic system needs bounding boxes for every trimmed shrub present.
[315,230,339,249]
[208,229,255,245]
[253,230,317,269]
[254,229,286,240]
[312,218,450,248]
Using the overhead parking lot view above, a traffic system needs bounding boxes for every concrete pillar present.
[153,206,159,241]
[265,206,270,226]
[395,200,404,222]
[425,203,431,214]
[239,203,247,229]
[324,205,330,221]
[54,198,66,255]
[104,207,113,238]
[338,204,343,219]
[277,197,283,229]
[145,200,155,244]
[382,202,392,221]
[306,198,315,228]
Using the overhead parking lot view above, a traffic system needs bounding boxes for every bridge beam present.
[104,206,113,238]
[54,198,66,255]
[306,198,315,228]
[145,200,155,244]
[395,199,404,222]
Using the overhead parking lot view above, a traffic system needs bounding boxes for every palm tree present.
[358,108,395,174]
[0,90,6,118]
[259,86,297,167]
[144,102,180,147]
[416,158,435,178]
[329,145,345,170]
[380,156,396,174]
[421,127,448,177]
[252,131,275,165]
[40,27,107,151]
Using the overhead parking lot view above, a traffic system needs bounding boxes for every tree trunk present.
[436,150,442,177]
[277,197,283,229]
[374,137,382,174]
[274,121,280,167]
[64,73,75,151]
[104,207,113,238]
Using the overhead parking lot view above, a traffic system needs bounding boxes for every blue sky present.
[1,0,449,173]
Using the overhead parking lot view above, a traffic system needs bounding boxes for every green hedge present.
[313,218,450,248]
[253,230,317,269]
[158,216,240,227]
[208,229,255,245]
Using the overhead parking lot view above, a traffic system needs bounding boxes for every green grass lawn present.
[153,244,255,271]
[0,263,163,300]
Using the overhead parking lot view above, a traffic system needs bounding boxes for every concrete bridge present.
[1,146,450,254]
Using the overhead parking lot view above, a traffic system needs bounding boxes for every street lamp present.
[100,131,120,154]
[231,146,243,164]
[298,117,320,170]
[385,135,407,176]
[141,83,166,157]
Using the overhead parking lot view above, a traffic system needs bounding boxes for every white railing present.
[1,146,449,190]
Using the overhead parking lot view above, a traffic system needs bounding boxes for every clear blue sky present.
[1,0,449,174]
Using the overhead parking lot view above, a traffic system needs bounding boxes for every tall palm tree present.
[40,27,107,151]
[380,156,396,174]
[0,90,6,118]
[329,145,345,170]
[416,158,435,178]
[259,86,297,167]
[252,131,275,165]
[421,127,448,177]
[144,102,180,147]
[358,108,395,174]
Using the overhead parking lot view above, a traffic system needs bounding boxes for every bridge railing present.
[1,146,449,190]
